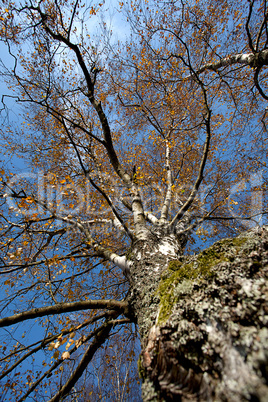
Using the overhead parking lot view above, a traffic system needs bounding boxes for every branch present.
[245,0,256,52]
[170,110,211,227]
[184,49,268,78]
[18,312,118,402]
[120,197,159,225]
[0,312,107,380]
[200,211,268,222]
[0,299,129,328]
[144,211,159,225]
[254,67,268,100]
[0,249,97,275]
[81,218,129,232]
[159,136,173,224]
[256,8,268,51]
[86,175,134,241]
[3,191,131,276]
[35,6,148,235]
[38,9,131,184]
[92,245,131,278]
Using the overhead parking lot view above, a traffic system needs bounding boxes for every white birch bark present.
[186,49,268,78]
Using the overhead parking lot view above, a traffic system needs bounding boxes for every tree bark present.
[129,226,268,401]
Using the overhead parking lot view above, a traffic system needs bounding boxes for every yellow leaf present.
[62,351,70,360]
[48,342,55,351]
[53,350,59,359]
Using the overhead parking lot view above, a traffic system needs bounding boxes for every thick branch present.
[37,10,131,184]
[36,7,147,234]
[21,197,130,271]
[245,0,255,52]
[121,197,158,225]
[0,299,129,327]
[185,49,268,77]
[159,137,173,224]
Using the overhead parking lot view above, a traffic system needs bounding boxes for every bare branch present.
[0,312,107,380]
[245,0,256,52]
[18,312,118,402]
[0,299,129,328]
[254,67,268,100]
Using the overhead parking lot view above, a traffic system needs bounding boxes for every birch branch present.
[121,197,159,225]
[184,49,268,78]
[0,299,129,327]
[159,136,173,224]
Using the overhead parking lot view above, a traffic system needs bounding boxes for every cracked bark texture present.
[129,226,268,402]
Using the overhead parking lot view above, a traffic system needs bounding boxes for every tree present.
[0,0,267,400]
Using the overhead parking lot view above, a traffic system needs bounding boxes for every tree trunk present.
[128,226,268,401]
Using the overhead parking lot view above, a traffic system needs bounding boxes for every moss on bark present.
[157,236,248,325]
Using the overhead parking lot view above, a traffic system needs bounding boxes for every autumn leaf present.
[61,351,70,360]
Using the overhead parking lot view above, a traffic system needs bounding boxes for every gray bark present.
[128,226,268,401]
